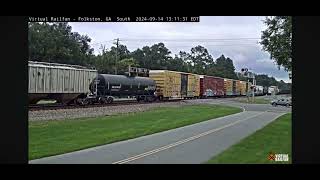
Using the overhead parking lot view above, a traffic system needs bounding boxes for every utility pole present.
[241,68,255,103]
[289,71,292,80]
[252,75,255,103]
[114,38,120,75]
[247,78,250,103]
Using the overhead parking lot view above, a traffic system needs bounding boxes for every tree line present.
[28,22,291,91]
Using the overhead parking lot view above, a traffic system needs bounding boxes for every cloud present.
[69,16,290,82]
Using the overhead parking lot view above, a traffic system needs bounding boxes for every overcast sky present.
[69,16,291,83]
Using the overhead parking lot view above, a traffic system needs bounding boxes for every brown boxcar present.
[200,75,225,97]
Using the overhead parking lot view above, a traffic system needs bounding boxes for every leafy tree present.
[117,58,139,74]
[188,45,214,74]
[168,55,189,72]
[110,44,131,60]
[149,43,172,69]
[130,43,172,70]
[255,74,278,87]
[93,43,132,74]
[176,51,193,72]
[94,46,114,74]
[214,55,237,79]
[277,80,291,92]
[28,22,94,66]
[131,48,146,67]
[260,16,292,71]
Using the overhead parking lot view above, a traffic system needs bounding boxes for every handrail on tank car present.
[28,61,97,70]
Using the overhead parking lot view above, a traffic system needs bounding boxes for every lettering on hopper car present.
[111,85,121,89]
[146,86,156,90]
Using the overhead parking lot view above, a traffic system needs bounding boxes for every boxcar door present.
[246,82,248,94]
[181,74,188,97]
[232,80,236,95]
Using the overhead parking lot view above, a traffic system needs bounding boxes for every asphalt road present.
[29,99,291,164]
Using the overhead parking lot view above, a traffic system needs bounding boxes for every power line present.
[90,40,114,46]
[121,38,260,42]
[91,43,260,47]
[88,38,262,54]
[90,38,260,44]
[90,38,260,45]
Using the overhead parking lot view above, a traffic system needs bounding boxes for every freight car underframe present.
[75,88,269,105]
[72,93,157,106]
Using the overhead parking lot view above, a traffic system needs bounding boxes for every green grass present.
[29,104,242,160]
[206,113,291,164]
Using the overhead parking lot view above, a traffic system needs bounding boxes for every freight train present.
[28,61,277,105]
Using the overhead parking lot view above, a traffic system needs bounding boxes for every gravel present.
[29,99,213,121]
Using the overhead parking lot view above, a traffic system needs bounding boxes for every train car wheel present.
[107,97,114,104]
[99,97,106,104]
[146,96,154,102]
[84,99,90,106]
[78,98,89,106]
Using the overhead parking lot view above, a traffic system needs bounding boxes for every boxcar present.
[149,70,200,99]
[224,78,233,96]
[28,61,98,104]
[199,75,224,97]
[187,73,200,98]
[235,80,241,96]
[247,81,253,96]
[239,81,247,96]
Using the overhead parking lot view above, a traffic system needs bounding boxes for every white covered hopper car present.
[28,61,98,104]
[268,86,279,95]
[254,85,264,96]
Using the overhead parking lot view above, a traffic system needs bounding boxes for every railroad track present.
[28,99,185,111]
[28,95,249,112]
